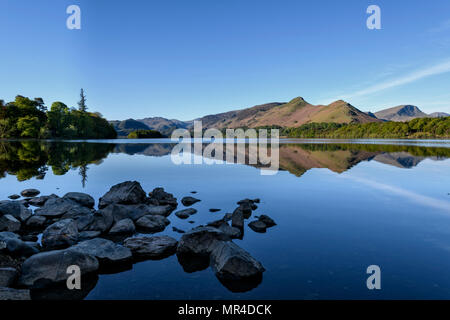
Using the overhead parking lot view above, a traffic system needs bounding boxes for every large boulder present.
[63,192,95,209]
[69,238,132,267]
[62,209,95,232]
[84,209,114,233]
[0,287,31,300]
[0,215,21,232]
[109,218,135,235]
[210,241,265,280]
[177,226,230,257]
[35,197,90,218]
[41,219,78,250]
[0,201,32,222]
[25,215,47,229]
[181,196,201,207]
[18,249,99,288]
[27,195,58,207]
[0,232,39,257]
[20,189,40,197]
[135,215,170,233]
[98,181,147,209]
[0,267,18,287]
[124,236,178,260]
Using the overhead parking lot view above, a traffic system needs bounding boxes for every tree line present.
[0,89,117,139]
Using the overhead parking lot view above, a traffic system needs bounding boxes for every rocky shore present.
[0,181,276,300]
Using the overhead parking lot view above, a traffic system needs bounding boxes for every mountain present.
[137,117,191,136]
[428,112,450,118]
[374,105,428,121]
[110,119,151,137]
[196,97,380,129]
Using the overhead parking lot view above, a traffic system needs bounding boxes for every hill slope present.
[110,119,150,137]
[374,105,427,121]
[428,112,450,118]
[137,117,192,136]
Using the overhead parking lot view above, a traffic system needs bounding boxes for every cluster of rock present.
[0,181,276,299]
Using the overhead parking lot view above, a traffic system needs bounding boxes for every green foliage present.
[0,93,117,139]
[283,118,450,139]
[127,129,165,139]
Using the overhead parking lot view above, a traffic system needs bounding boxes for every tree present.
[34,98,47,112]
[17,116,40,138]
[78,88,87,112]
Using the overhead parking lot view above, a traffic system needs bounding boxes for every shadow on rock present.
[176,253,210,273]
[30,274,99,300]
[216,273,263,293]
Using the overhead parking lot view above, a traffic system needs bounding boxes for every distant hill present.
[374,105,428,121]
[428,112,450,118]
[137,117,192,136]
[110,119,151,137]
[196,97,380,129]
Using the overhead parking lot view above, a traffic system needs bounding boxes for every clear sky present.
[1,0,449,120]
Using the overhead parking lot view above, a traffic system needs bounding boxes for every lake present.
[1,139,450,299]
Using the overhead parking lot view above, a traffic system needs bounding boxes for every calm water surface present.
[1,139,450,299]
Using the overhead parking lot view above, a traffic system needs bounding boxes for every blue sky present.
[1,0,449,120]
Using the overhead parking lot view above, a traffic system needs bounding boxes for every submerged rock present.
[18,249,99,288]
[181,196,201,207]
[210,241,265,280]
[258,215,276,227]
[109,218,135,235]
[124,236,178,260]
[177,226,230,256]
[0,287,31,300]
[20,189,40,198]
[209,208,221,212]
[69,238,132,266]
[99,181,147,208]
[135,215,170,233]
[63,192,95,209]
[172,227,185,234]
[175,208,197,219]
[248,220,267,233]
[41,219,78,250]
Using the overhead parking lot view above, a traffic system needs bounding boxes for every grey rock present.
[209,208,221,212]
[63,192,95,208]
[258,215,276,227]
[0,267,18,287]
[63,210,95,232]
[20,189,40,197]
[35,197,88,218]
[0,287,31,300]
[177,226,230,256]
[124,236,178,260]
[231,207,244,229]
[0,215,21,232]
[85,208,114,233]
[78,231,102,241]
[0,232,39,257]
[28,194,58,207]
[8,195,20,200]
[25,215,46,229]
[181,196,201,206]
[69,238,132,266]
[148,187,178,207]
[175,208,197,219]
[136,215,170,233]
[145,205,174,217]
[98,181,147,209]
[0,201,32,222]
[109,218,135,235]
[41,219,78,250]
[248,220,267,233]
[172,227,185,234]
[217,222,242,239]
[18,249,99,288]
[210,241,265,280]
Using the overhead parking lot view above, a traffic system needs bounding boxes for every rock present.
[0,215,21,232]
[99,204,172,223]
[252,198,260,203]
[28,194,58,207]
[18,249,99,288]
[8,195,20,200]
[63,210,95,232]
[176,253,210,273]
[109,218,135,235]
[209,208,221,212]
[188,220,195,224]
[30,274,98,300]
[135,215,170,233]
[98,181,147,209]
[175,208,197,219]
[25,215,47,229]
[148,187,178,207]
[146,205,174,217]
[210,241,265,280]
[41,219,78,250]
[217,222,242,239]
[0,287,31,300]
[0,232,39,257]
[35,197,90,218]
[63,192,95,208]
[20,189,40,197]
[190,191,197,194]
[172,227,185,234]
[0,201,32,222]
[0,267,18,287]
[84,209,114,233]
[69,238,132,266]
[78,231,101,241]
[231,207,244,229]
[223,213,232,221]
[181,196,201,206]
[248,220,267,233]
[177,226,230,256]
[258,215,276,227]
[124,236,178,260]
